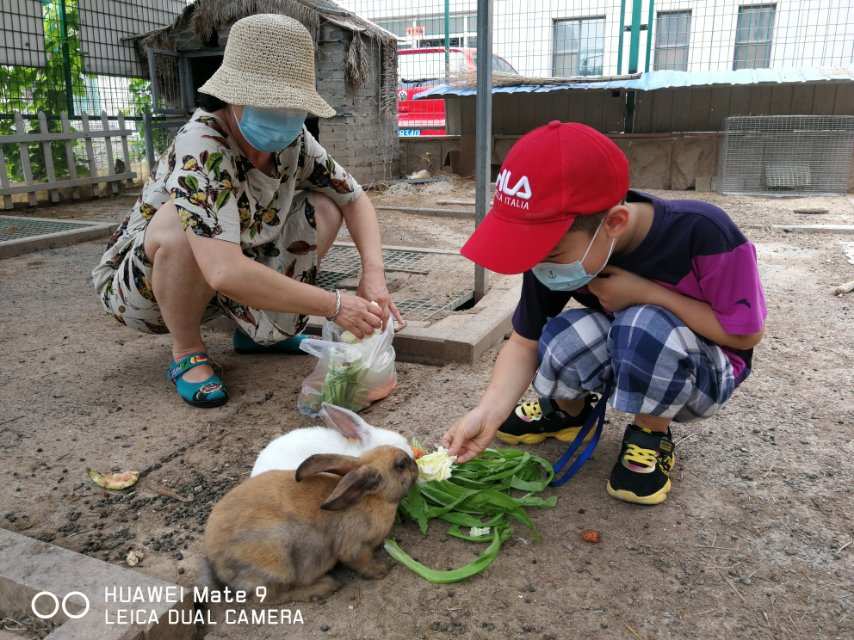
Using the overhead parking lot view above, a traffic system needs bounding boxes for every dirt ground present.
[0,183,852,640]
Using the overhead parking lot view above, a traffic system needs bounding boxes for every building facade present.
[339,0,854,78]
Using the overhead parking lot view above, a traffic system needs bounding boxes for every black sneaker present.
[607,424,676,505]
[496,395,597,445]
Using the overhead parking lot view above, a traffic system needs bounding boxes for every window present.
[374,13,477,51]
[734,4,775,70]
[553,17,605,77]
[654,11,691,71]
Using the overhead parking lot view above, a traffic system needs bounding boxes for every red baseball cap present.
[460,121,629,274]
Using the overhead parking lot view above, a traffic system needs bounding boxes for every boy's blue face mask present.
[234,106,306,152]
[531,220,615,291]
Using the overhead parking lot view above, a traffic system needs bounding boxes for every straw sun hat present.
[198,14,335,117]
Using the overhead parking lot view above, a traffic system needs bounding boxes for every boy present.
[442,121,766,505]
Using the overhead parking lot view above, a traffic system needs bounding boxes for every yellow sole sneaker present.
[606,478,672,505]
[496,425,595,445]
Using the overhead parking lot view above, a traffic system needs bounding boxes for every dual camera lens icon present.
[31,591,91,620]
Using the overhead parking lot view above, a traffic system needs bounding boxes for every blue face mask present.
[234,106,306,152]
[532,220,615,291]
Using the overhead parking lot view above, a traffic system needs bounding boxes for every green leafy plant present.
[320,361,366,409]
[385,448,557,583]
[126,77,168,160]
[0,0,88,183]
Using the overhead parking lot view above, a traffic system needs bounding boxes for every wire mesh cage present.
[719,115,854,196]
[146,49,185,114]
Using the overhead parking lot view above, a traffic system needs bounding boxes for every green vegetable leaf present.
[392,448,558,583]
[383,528,509,584]
[399,484,430,535]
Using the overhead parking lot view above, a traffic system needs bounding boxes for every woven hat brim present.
[199,66,336,118]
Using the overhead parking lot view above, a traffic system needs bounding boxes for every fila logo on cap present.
[495,169,532,206]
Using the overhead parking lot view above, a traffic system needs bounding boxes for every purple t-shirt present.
[512,190,767,383]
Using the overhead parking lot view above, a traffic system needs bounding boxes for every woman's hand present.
[587,266,660,313]
[334,292,384,339]
[357,268,405,329]
[441,406,500,464]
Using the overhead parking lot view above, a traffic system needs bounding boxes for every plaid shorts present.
[533,305,736,422]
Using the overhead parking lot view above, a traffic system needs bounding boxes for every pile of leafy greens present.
[384,448,556,583]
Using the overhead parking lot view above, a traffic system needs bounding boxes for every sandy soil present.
[0,185,852,640]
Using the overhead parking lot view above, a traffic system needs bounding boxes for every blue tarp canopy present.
[415,67,854,99]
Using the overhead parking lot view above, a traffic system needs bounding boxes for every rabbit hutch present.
[134,0,400,184]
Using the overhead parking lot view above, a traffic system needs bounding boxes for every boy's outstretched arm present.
[588,266,764,350]
[442,332,539,463]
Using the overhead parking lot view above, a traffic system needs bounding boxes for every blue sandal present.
[233,329,310,355]
[167,352,228,408]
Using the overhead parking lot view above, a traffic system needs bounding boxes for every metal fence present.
[339,0,854,133]
[0,0,188,194]
[719,115,854,195]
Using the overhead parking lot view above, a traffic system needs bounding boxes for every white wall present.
[339,0,854,77]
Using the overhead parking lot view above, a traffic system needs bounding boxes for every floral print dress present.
[91,109,363,342]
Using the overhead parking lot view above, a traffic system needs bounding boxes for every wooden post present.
[60,112,80,201]
[80,114,99,197]
[37,112,60,203]
[117,113,133,188]
[0,147,13,209]
[143,110,155,177]
[14,113,37,207]
[100,111,118,195]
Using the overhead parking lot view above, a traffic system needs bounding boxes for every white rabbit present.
[251,403,413,477]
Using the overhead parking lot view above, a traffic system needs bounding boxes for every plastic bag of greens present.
[297,319,397,416]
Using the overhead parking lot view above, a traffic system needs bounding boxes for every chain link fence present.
[0,0,189,193]
[339,0,854,133]
[2,0,853,197]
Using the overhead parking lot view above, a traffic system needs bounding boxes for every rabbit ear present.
[320,466,382,511]
[319,403,372,442]
[295,453,361,482]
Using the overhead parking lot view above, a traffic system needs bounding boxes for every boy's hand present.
[442,406,498,463]
[588,266,660,312]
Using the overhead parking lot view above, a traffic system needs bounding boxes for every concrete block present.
[0,529,194,640]
[670,135,720,190]
[619,139,673,189]
[695,176,713,192]
[305,271,520,366]
[0,217,115,260]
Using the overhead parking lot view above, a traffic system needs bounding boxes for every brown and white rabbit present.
[202,445,417,603]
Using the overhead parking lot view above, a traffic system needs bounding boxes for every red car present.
[397,47,517,137]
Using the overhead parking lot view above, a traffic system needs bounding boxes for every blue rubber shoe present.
[233,329,310,355]
[167,352,228,408]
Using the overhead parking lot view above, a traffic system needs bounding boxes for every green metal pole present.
[57,0,75,117]
[627,0,643,74]
[444,0,450,82]
[644,0,655,72]
[616,0,626,75]
[624,0,644,133]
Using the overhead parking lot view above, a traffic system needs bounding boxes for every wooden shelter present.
[135,0,400,183]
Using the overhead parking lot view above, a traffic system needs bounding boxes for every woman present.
[92,14,402,409]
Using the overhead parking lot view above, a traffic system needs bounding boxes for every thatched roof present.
[137,0,397,91]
